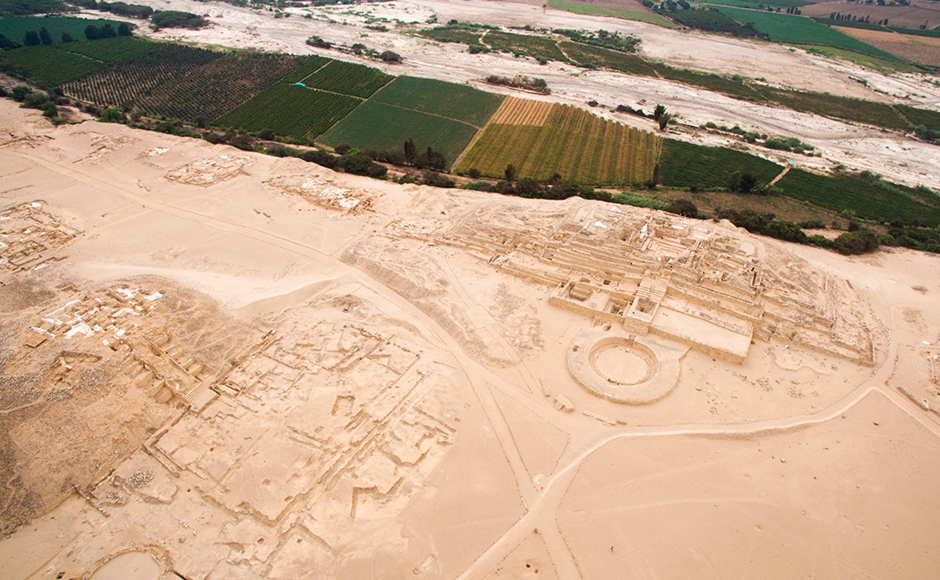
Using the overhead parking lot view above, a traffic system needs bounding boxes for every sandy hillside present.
[0,90,939,579]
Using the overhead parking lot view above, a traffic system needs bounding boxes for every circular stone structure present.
[567,327,683,404]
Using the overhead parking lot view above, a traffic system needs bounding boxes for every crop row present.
[321,100,478,169]
[64,44,221,107]
[370,76,504,127]
[4,45,105,85]
[301,59,392,98]
[658,139,781,188]
[216,84,362,140]
[457,105,660,185]
[490,96,554,126]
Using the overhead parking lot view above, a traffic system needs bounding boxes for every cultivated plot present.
[457,101,660,185]
[371,76,504,127]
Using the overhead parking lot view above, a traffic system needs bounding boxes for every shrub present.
[301,149,338,169]
[667,199,698,218]
[422,171,455,188]
[98,107,125,123]
[834,229,880,254]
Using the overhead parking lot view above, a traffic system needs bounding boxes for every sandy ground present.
[64,0,940,190]
[0,93,939,578]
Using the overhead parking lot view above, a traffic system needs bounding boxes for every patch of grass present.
[716,7,899,59]
[301,59,392,98]
[757,86,910,130]
[658,140,781,189]
[370,76,504,127]
[896,104,940,132]
[793,44,922,74]
[547,0,680,28]
[216,83,362,140]
[417,27,486,46]
[560,41,656,74]
[321,100,479,169]
[483,30,569,62]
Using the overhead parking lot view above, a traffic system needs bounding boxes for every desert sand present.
[1,74,940,579]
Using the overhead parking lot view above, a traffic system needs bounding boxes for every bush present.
[834,229,881,255]
[151,11,209,30]
[98,107,125,123]
[379,50,402,63]
[301,149,338,169]
[307,36,331,49]
[11,85,31,102]
[422,171,455,188]
[468,167,481,179]
[339,153,386,178]
[334,143,352,155]
[667,199,698,218]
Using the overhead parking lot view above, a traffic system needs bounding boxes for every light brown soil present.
[802,1,940,30]
[0,97,939,579]
[838,25,940,67]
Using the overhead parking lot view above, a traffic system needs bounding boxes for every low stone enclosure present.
[568,326,686,405]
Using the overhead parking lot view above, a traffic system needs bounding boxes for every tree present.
[658,113,671,131]
[61,31,74,43]
[379,50,401,63]
[100,24,117,38]
[653,103,666,122]
[39,27,53,46]
[98,107,126,123]
[738,172,757,193]
[85,25,100,40]
[23,30,41,46]
[504,163,516,181]
[403,138,416,163]
[118,23,133,37]
[0,33,20,49]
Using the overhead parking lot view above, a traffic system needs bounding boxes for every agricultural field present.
[703,0,809,8]
[321,100,479,168]
[776,169,940,226]
[301,59,392,98]
[457,102,660,185]
[896,104,940,132]
[64,43,221,108]
[3,45,106,86]
[64,46,308,123]
[134,52,310,122]
[371,76,504,127]
[57,36,156,64]
[836,27,940,67]
[547,0,679,28]
[216,83,362,140]
[0,16,129,44]
[282,56,331,83]
[657,139,781,189]
[715,6,901,59]
[800,1,940,31]
[490,97,554,125]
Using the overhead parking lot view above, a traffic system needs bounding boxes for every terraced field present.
[371,76,504,127]
[457,101,660,185]
[320,100,479,168]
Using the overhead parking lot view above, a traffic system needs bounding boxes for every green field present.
[282,56,331,83]
[301,59,392,98]
[216,83,361,140]
[0,16,130,43]
[58,36,155,63]
[776,169,940,226]
[658,140,781,189]
[759,87,911,131]
[3,45,105,85]
[418,27,486,46]
[715,7,899,59]
[321,100,478,169]
[547,0,679,28]
[457,104,660,185]
[794,44,922,74]
[371,76,504,127]
[897,104,940,132]
[704,0,809,8]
